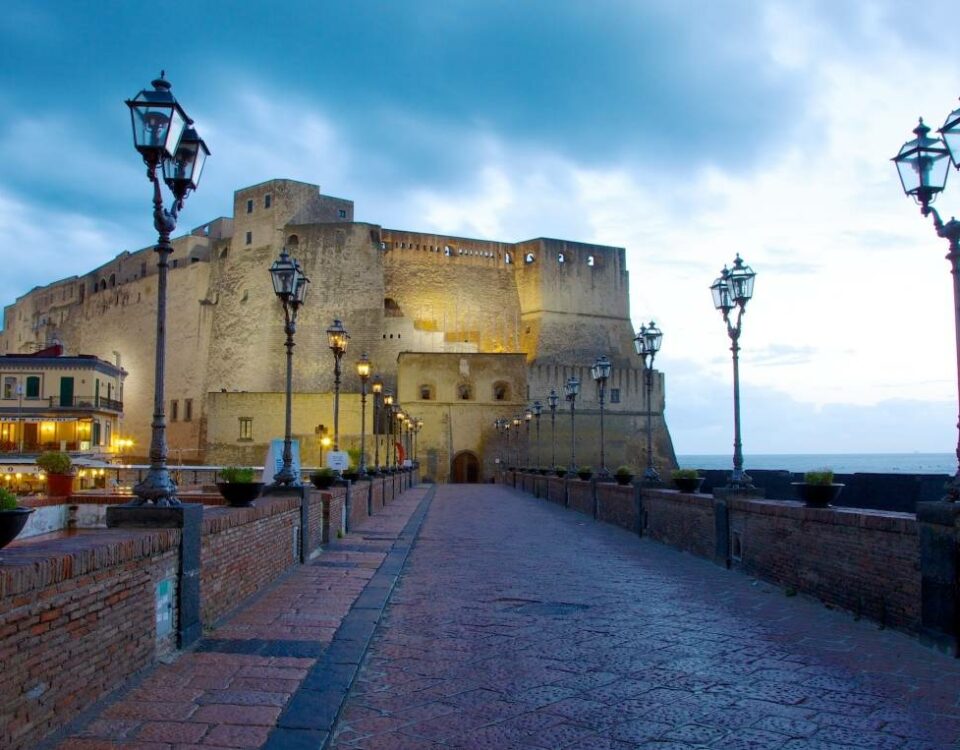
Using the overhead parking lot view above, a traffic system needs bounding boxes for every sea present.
[677,453,956,475]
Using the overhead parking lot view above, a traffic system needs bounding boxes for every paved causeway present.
[330,484,960,750]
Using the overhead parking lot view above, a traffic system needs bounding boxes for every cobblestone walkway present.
[51,486,430,750]
[330,484,960,750]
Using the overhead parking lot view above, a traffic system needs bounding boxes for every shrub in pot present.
[793,469,843,508]
[671,468,704,493]
[577,466,593,481]
[310,467,337,489]
[37,451,74,497]
[555,466,567,477]
[216,466,263,507]
[614,466,635,486]
[0,486,34,550]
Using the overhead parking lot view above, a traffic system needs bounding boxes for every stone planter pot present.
[615,474,634,486]
[792,482,844,508]
[46,472,74,498]
[555,470,567,478]
[216,482,264,507]
[674,476,704,493]
[0,507,35,549]
[577,471,593,481]
[310,473,336,489]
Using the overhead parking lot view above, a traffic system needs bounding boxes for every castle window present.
[457,384,473,400]
[493,381,510,401]
[184,398,193,422]
[384,297,402,316]
[587,255,595,267]
[287,234,299,248]
[338,209,347,218]
[170,399,179,422]
[245,231,252,245]
[444,245,452,257]
[524,252,535,264]
[504,252,512,264]
[264,194,272,209]
[141,262,147,276]
[99,279,107,291]
[171,259,178,268]
[610,388,620,404]
[238,417,253,441]
[219,247,229,259]
[246,199,253,214]
[109,274,116,287]
[419,385,434,400]
[558,252,565,264]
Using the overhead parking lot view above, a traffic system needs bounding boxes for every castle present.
[0,179,676,482]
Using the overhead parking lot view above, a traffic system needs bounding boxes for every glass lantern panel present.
[729,266,755,303]
[941,107,960,168]
[270,255,297,296]
[711,277,732,310]
[895,141,950,197]
[645,325,663,353]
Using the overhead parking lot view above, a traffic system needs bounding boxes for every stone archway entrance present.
[451,451,480,483]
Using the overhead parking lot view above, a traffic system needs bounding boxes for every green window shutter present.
[26,377,40,398]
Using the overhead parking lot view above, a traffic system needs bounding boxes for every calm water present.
[677,453,956,475]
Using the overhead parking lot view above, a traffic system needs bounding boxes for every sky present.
[1,0,959,456]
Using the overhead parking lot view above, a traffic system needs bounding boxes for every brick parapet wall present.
[567,479,594,517]
[596,483,637,531]
[644,489,716,560]
[349,481,371,530]
[200,496,301,624]
[0,529,180,750]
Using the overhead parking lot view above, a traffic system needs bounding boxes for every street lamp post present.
[414,418,423,462]
[512,415,522,467]
[548,389,559,471]
[711,255,757,490]
[371,374,383,473]
[383,392,394,469]
[356,354,371,476]
[16,383,23,455]
[564,376,580,472]
[124,73,209,506]
[894,111,960,499]
[591,355,612,478]
[268,247,309,487]
[634,321,663,483]
[524,408,532,467]
[532,401,542,469]
[326,319,349,462]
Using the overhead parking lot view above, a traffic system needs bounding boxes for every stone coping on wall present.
[718,492,916,532]
[0,527,181,599]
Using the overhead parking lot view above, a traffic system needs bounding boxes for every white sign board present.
[263,439,301,483]
[326,451,350,471]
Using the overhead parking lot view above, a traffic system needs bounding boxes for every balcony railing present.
[46,396,123,412]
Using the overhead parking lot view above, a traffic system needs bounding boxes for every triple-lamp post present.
[356,353,371,476]
[125,72,209,506]
[523,407,532,467]
[711,255,757,491]
[268,247,309,488]
[564,376,581,472]
[512,415,522,467]
[326,319,349,474]
[382,391,394,469]
[591,355,612,478]
[547,389,559,471]
[371,375,383,473]
[634,321,663,483]
[414,418,423,463]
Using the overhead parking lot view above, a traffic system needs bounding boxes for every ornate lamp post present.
[371,374,383,473]
[591,355,612,478]
[356,353,371,476]
[894,111,960,498]
[383,391,394,469]
[512,415,522,467]
[414,418,423,462]
[532,401,542,469]
[268,247,309,487]
[396,409,406,466]
[711,255,757,490]
[326,319,349,455]
[548,389,559,471]
[634,321,663,483]
[124,73,209,506]
[564,376,581,472]
[524,407,533,467]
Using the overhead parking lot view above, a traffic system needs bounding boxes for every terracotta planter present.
[0,508,35,549]
[46,472,74,498]
[792,482,843,508]
[216,482,263,507]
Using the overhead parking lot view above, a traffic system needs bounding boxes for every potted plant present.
[310,467,337,489]
[0,487,34,550]
[216,466,263,507]
[554,466,567,477]
[577,466,593,481]
[672,468,704,493]
[614,466,635,486]
[793,469,843,508]
[37,451,74,497]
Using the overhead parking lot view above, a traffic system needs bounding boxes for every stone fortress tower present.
[0,179,676,482]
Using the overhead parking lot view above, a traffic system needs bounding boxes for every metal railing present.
[45,396,123,411]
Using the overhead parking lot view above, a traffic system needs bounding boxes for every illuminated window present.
[239,417,253,440]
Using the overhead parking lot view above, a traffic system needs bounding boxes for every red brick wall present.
[200,496,300,624]
[644,489,716,559]
[567,480,594,517]
[306,488,324,555]
[349,481,371,529]
[546,476,566,504]
[371,478,384,513]
[597,484,636,531]
[0,530,179,750]
[322,488,346,543]
[728,498,920,631]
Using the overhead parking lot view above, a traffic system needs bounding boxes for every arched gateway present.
[451,451,480,483]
